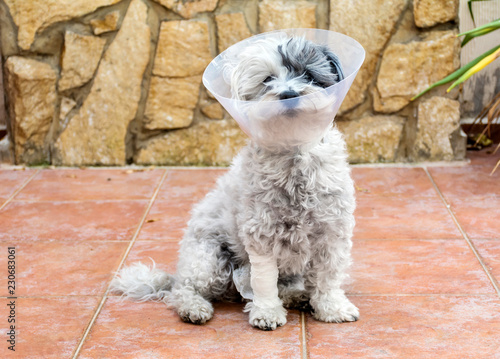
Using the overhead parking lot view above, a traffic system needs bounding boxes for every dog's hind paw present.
[177,297,214,325]
[245,302,287,331]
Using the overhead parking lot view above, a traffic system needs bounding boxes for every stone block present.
[90,10,120,35]
[330,0,407,113]
[201,102,224,119]
[372,88,410,114]
[153,20,212,78]
[152,0,218,19]
[414,0,459,28]
[144,75,202,130]
[4,0,120,50]
[259,0,316,32]
[135,118,247,166]
[4,57,57,164]
[59,97,77,122]
[59,31,106,91]
[338,116,405,163]
[414,96,462,160]
[54,0,150,166]
[215,12,253,53]
[375,31,460,113]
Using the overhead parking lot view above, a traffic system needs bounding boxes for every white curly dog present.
[112,36,358,331]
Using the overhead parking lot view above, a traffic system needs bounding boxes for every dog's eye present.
[263,76,274,84]
[303,72,314,83]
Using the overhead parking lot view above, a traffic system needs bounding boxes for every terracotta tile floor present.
[1,150,499,358]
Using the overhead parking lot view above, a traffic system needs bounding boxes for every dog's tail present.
[110,261,174,301]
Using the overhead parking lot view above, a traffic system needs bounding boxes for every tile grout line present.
[300,311,308,359]
[0,169,40,211]
[424,167,500,297]
[71,169,170,359]
[9,198,157,203]
[0,238,180,244]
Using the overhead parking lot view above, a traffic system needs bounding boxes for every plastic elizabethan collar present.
[202,28,365,149]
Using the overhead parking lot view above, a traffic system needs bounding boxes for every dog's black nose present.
[279,90,299,100]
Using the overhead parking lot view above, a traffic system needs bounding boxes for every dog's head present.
[222,35,346,148]
[229,36,344,103]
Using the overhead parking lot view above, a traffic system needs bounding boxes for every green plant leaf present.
[458,18,500,38]
[468,0,493,26]
[447,47,500,92]
[411,44,500,101]
[461,26,499,46]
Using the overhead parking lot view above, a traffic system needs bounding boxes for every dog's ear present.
[321,47,344,82]
[222,55,244,100]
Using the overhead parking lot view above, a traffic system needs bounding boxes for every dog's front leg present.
[306,239,359,323]
[244,251,287,330]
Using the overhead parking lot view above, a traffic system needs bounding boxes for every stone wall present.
[0,0,464,166]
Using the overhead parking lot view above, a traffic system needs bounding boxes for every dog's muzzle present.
[280,90,300,109]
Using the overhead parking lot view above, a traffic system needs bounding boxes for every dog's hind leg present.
[168,234,235,324]
[166,171,241,324]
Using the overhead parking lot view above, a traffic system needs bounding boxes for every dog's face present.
[225,35,345,148]
[230,36,344,103]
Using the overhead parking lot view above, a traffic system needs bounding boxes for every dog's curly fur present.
[111,35,358,331]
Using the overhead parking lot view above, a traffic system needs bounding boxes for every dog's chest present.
[272,181,318,227]
[254,170,327,240]
[247,156,338,238]
[238,147,352,274]
[264,177,326,274]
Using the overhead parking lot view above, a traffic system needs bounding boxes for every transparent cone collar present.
[202,29,365,149]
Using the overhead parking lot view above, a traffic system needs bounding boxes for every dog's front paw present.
[311,294,359,323]
[177,296,214,325]
[244,302,287,331]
